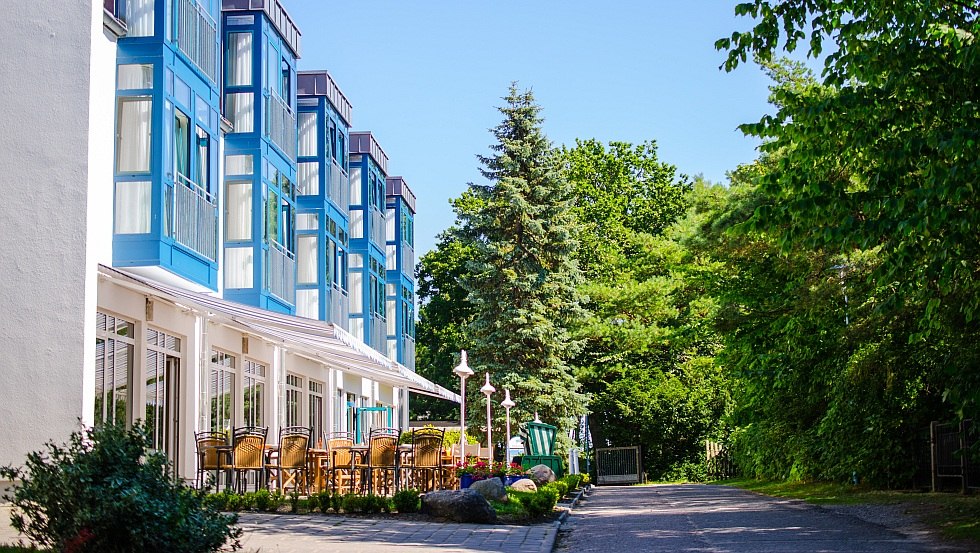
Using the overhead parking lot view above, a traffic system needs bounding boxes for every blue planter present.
[460,474,474,489]
[504,475,523,487]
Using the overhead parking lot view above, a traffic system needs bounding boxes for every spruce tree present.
[453,84,587,450]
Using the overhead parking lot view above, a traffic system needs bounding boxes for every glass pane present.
[226,93,254,133]
[225,181,252,240]
[117,64,153,89]
[296,289,319,319]
[349,166,362,205]
[349,271,363,313]
[226,32,252,86]
[116,97,152,173]
[297,162,319,195]
[298,112,317,157]
[123,0,154,37]
[297,213,318,231]
[225,154,253,175]
[224,247,253,288]
[349,209,363,239]
[297,235,318,284]
[115,181,151,234]
[173,110,190,179]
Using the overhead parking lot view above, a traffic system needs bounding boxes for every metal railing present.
[328,160,349,209]
[931,419,978,492]
[169,173,217,261]
[174,0,217,83]
[329,284,349,326]
[266,92,297,160]
[265,240,296,303]
[402,335,415,370]
[370,208,385,249]
[371,314,386,352]
[400,243,415,276]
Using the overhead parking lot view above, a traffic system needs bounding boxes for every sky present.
[286,1,775,258]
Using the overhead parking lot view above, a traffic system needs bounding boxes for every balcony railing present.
[168,173,217,261]
[265,240,296,303]
[328,160,349,210]
[400,243,415,277]
[174,0,217,83]
[266,93,297,160]
[330,284,349,326]
[370,208,385,248]
[403,336,416,371]
[371,314,387,352]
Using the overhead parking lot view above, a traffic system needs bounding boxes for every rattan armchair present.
[230,426,268,493]
[194,431,229,490]
[265,426,311,493]
[405,427,445,492]
[354,427,400,495]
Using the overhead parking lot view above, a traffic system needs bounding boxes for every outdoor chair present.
[405,427,445,492]
[519,420,564,477]
[354,427,400,495]
[230,426,268,493]
[325,431,356,494]
[265,425,311,493]
[194,431,229,490]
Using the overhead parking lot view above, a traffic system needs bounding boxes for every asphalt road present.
[555,484,968,553]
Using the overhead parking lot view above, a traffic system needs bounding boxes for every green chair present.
[519,421,564,477]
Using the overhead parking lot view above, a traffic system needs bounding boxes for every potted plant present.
[503,462,526,486]
[455,458,490,488]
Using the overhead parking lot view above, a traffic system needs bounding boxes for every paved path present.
[0,505,558,553]
[556,484,966,553]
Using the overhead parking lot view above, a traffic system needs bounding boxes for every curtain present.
[349,209,363,239]
[349,271,363,314]
[124,0,154,37]
[224,247,253,288]
[117,98,151,173]
[225,181,251,240]
[174,111,190,180]
[117,64,152,90]
[348,166,362,205]
[298,112,317,157]
[115,181,151,234]
[227,93,254,133]
[297,162,318,196]
[297,235,318,284]
[296,289,318,320]
[196,128,209,190]
[226,32,252,86]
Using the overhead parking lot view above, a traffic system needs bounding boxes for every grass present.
[715,477,980,543]
[0,545,46,552]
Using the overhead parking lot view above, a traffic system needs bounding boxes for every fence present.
[596,446,642,485]
[931,419,978,493]
[705,440,738,479]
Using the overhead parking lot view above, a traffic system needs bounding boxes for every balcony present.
[400,243,415,277]
[371,314,387,352]
[167,173,217,262]
[266,92,297,160]
[330,284,349,326]
[174,0,218,83]
[265,240,296,303]
[370,208,385,249]
[328,160,349,210]
[403,336,416,371]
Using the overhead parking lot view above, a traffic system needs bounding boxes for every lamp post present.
[480,373,495,458]
[501,389,515,464]
[453,350,474,452]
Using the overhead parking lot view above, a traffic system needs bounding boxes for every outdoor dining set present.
[194,425,473,496]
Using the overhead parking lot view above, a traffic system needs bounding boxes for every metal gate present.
[931,419,978,492]
[596,446,642,485]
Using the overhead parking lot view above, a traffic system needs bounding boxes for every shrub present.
[0,422,241,553]
[528,486,559,517]
[266,490,286,512]
[341,493,363,513]
[308,491,331,513]
[223,493,245,512]
[392,489,420,513]
[330,492,344,513]
[251,490,272,512]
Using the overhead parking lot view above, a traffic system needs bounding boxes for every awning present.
[98,265,459,403]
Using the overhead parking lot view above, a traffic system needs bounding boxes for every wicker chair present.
[405,427,445,492]
[230,426,268,493]
[325,432,356,494]
[194,431,229,490]
[354,427,400,495]
[266,426,311,493]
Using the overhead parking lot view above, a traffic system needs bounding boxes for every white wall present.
[0,1,115,466]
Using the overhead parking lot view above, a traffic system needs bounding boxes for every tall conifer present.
[453,84,587,446]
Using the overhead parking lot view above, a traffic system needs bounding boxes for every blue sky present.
[286,1,774,257]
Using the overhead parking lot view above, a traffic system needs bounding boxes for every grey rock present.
[469,477,508,502]
[528,464,556,486]
[509,478,538,492]
[420,490,497,524]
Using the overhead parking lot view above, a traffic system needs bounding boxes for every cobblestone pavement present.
[556,484,969,553]
[0,506,558,553]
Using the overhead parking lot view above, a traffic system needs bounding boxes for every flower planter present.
[460,474,483,488]
[504,475,523,487]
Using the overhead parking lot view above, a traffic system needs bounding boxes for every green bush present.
[561,474,583,490]
[341,493,363,513]
[508,487,559,518]
[223,493,245,512]
[392,489,421,513]
[549,481,569,498]
[308,491,331,513]
[0,422,241,553]
[330,492,344,513]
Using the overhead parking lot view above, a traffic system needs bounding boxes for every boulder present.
[469,477,507,502]
[420,490,497,523]
[528,464,556,486]
[509,478,537,492]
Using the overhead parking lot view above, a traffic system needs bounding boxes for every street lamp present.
[500,389,515,464]
[453,350,474,452]
[480,373,496,458]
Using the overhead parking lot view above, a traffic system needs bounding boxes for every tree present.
[454,84,588,446]
[717,1,980,415]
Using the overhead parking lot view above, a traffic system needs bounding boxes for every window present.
[209,350,235,433]
[285,374,302,427]
[349,166,362,205]
[117,64,152,90]
[297,235,318,284]
[309,380,324,443]
[145,328,179,453]
[94,312,134,427]
[298,112,317,157]
[225,181,252,240]
[173,109,190,180]
[243,360,266,427]
[115,181,151,234]
[297,162,318,195]
[280,59,290,102]
[296,288,318,319]
[265,189,280,244]
[386,245,396,271]
[116,97,151,173]
[195,127,209,191]
[345,392,357,435]
[327,239,337,286]
[225,93,254,133]
[386,208,396,243]
[225,154,253,175]
[349,209,363,239]
[123,0,153,37]
[224,247,253,288]
[225,32,252,86]
[297,213,318,231]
